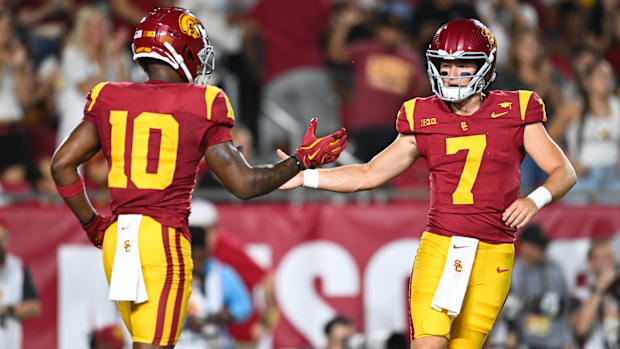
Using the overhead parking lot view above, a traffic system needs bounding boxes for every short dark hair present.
[324,315,352,336]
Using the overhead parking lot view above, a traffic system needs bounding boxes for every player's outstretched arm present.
[279,133,419,192]
[51,121,112,247]
[503,122,577,228]
[205,119,347,200]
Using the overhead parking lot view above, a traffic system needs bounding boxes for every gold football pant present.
[410,232,514,348]
[102,215,193,346]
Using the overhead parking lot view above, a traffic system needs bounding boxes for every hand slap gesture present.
[294,118,347,169]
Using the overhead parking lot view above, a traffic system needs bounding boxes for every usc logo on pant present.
[454,259,463,272]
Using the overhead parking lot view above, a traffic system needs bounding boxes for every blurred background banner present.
[1,201,619,349]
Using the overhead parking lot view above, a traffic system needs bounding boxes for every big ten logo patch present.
[461,122,468,131]
[124,240,131,253]
[454,259,463,272]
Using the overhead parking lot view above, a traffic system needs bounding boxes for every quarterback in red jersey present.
[50,7,346,349]
[279,19,576,349]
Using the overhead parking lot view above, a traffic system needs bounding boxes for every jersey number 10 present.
[108,111,180,190]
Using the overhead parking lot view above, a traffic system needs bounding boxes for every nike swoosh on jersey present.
[496,267,509,273]
[491,111,509,118]
[453,245,470,249]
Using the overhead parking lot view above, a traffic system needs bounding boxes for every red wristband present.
[56,176,86,198]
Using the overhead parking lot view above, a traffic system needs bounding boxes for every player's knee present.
[412,336,448,349]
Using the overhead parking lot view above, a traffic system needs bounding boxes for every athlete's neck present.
[448,93,485,116]
[147,65,187,83]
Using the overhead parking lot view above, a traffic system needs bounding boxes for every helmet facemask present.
[195,44,215,85]
[426,48,496,102]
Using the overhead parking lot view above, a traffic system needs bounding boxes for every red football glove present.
[82,214,113,249]
[294,118,347,169]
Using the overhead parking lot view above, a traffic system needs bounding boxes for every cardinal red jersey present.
[83,80,234,238]
[396,90,547,243]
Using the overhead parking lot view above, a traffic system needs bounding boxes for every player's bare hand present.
[276,149,303,189]
[502,197,539,228]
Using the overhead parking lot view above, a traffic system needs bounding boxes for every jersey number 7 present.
[108,110,180,190]
[445,135,487,205]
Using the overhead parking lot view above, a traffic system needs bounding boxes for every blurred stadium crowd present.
[0,0,620,348]
[0,0,618,203]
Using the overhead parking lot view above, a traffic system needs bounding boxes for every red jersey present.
[83,80,234,239]
[348,40,427,130]
[396,90,547,243]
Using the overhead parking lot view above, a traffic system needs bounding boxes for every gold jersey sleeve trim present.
[205,86,235,121]
[518,90,533,121]
[537,96,547,122]
[224,93,235,120]
[404,98,417,132]
[87,82,109,112]
[205,86,220,120]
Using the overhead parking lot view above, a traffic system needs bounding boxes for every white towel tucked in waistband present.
[108,214,148,303]
[430,236,479,317]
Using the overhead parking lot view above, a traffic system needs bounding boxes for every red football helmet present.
[426,19,497,101]
[132,7,214,84]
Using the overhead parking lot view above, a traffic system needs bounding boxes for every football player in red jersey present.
[50,7,346,349]
[279,19,576,349]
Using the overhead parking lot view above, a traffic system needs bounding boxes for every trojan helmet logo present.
[481,28,497,50]
[179,13,201,39]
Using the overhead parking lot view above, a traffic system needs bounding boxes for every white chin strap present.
[132,43,193,82]
[163,41,193,82]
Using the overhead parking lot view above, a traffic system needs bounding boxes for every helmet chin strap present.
[163,41,193,82]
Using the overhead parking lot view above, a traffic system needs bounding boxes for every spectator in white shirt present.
[56,5,130,145]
